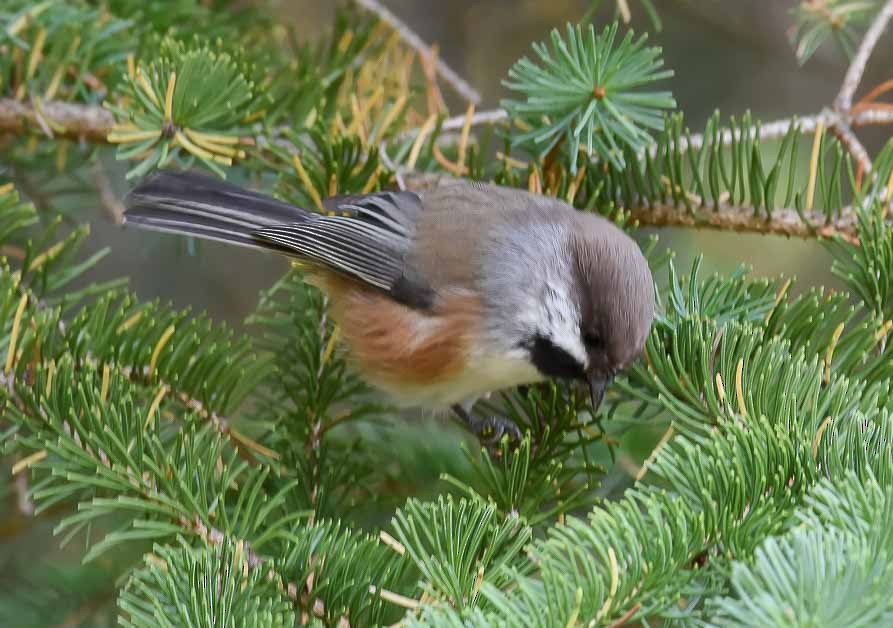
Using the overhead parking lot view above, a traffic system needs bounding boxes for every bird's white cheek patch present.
[540,284,588,368]
[548,328,588,370]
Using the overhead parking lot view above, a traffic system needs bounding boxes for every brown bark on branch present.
[402,171,861,242]
[625,203,858,242]
[0,98,114,142]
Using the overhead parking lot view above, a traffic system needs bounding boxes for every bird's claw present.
[452,405,523,454]
[468,415,523,450]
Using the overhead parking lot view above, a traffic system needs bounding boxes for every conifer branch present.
[397,5,893,220]
[627,200,860,241]
[402,171,862,241]
[3,355,312,620]
[0,96,306,157]
[392,4,893,241]
[431,104,893,152]
[676,108,892,155]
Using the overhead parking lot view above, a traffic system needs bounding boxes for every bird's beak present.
[588,375,612,414]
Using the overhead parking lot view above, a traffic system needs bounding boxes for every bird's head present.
[526,214,654,412]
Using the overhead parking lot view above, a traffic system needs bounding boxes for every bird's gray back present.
[409,181,576,292]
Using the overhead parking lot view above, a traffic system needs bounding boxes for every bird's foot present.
[468,415,523,446]
[452,405,523,453]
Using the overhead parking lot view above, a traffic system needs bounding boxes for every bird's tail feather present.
[123,169,311,253]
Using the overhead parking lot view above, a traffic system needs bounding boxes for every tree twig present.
[439,107,509,132]
[352,0,481,105]
[93,161,125,225]
[625,201,860,242]
[14,470,34,515]
[4,98,892,171]
[835,0,893,112]
[390,100,886,235]
[608,602,642,628]
[847,105,893,125]
[0,96,883,243]
[399,105,893,166]
[828,119,872,174]
[0,98,114,142]
[402,170,862,242]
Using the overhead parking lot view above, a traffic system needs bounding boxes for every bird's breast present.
[313,273,542,408]
[392,352,543,408]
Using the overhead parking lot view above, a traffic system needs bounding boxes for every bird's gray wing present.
[258,181,566,309]
[254,190,436,309]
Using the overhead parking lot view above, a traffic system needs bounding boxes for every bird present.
[123,169,655,444]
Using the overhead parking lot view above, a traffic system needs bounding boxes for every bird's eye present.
[583,330,603,349]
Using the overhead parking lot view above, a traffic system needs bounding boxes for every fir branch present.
[443,386,611,526]
[56,290,272,417]
[828,185,893,319]
[709,526,893,626]
[393,7,893,225]
[618,281,888,442]
[409,419,821,625]
[396,104,888,239]
[0,187,272,460]
[2,106,890,245]
[277,519,413,625]
[401,171,863,241]
[664,107,875,175]
[429,104,893,153]
[390,496,531,612]
[708,475,893,625]
[796,473,893,548]
[119,539,296,627]
[501,23,676,171]
[105,38,265,179]
[3,358,316,618]
[789,0,886,63]
[627,199,860,239]
[0,0,131,104]
[410,405,893,624]
[0,97,317,161]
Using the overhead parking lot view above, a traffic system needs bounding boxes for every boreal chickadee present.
[124,170,654,441]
